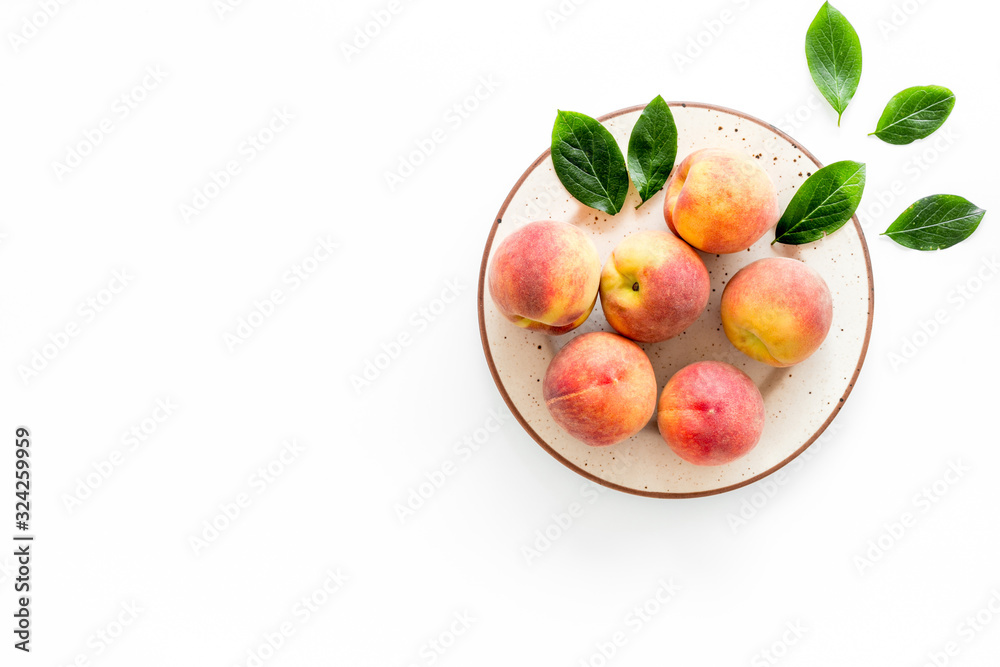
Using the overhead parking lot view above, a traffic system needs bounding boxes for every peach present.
[663,148,779,253]
[488,220,601,335]
[721,257,833,367]
[600,230,710,343]
[543,332,657,447]
[657,361,765,466]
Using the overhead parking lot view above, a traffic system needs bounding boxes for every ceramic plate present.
[478,102,873,498]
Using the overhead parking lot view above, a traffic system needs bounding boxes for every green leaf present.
[870,85,956,145]
[551,110,629,215]
[882,195,985,250]
[773,160,866,245]
[805,2,862,126]
[626,95,678,207]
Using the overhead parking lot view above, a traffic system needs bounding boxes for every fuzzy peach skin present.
[657,361,765,466]
[488,220,601,335]
[599,230,710,343]
[663,148,779,254]
[721,257,833,367]
[543,332,657,447]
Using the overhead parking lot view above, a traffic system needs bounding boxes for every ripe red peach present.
[599,230,710,343]
[488,220,601,335]
[657,361,765,466]
[663,148,779,253]
[721,257,833,367]
[543,332,657,447]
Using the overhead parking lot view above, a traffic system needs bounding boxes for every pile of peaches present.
[488,148,834,466]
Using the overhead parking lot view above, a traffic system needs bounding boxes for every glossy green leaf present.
[805,2,862,126]
[626,95,678,207]
[882,195,985,250]
[551,110,629,215]
[870,85,956,145]
[774,160,866,245]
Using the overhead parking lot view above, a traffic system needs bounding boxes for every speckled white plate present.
[478,102,873,498]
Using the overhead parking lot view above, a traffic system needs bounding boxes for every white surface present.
[1,0,997,665]
[483,104,872,496]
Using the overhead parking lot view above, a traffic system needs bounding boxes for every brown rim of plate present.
[477,101,875,499]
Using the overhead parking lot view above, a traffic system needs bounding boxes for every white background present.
[1,0,998,665]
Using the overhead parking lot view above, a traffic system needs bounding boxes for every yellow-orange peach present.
[600,230,710,343]
[721,257,833,367]
[543,332,657,447]
[663,148,779,253]
[657,361,765,466]
[488,220,601,335]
